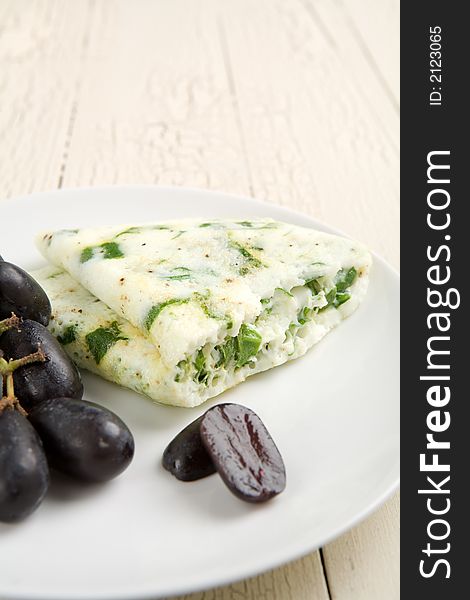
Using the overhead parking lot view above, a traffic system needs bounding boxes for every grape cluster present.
[0,256,135,523]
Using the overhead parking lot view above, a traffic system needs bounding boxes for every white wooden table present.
[0,1,399,598]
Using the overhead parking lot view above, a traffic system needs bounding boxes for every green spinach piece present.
[101,242,125,259]
[275,287,294,297]
[216,336,237,367]
[57,324,78,345]
[160,268,192,281]
[335,267,357,292]
[297,306,312,325]
[334,292,351,307]
[80,241,124,263]
[115,226,143,237]
[325,286,337,305]
[174,359,190,382]
[305,279,322,294]
[229,240,264,275]
[236,324,262,368]
[193,291,222,320]
[193,349,209,384]
[144,298,189,331]
[80,247,94,263]
[85,321,127,364]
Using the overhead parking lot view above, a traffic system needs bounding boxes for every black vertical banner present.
[401,2,468,597]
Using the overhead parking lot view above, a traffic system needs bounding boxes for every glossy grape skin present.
[0,409,50,523]
[28,398,135,482]
[200,404,286,503]
[0,261,51,326]
[162,415,216,481]
[0,320,83,410]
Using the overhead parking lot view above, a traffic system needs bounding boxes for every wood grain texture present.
[0,0,91,197]
[323,492,400,600]
[339,0,400,105]
[173,552,330,600]
[60,0,251,195]
[218,0,399,268]
[0,1,399,598]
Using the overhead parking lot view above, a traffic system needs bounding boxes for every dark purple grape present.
[0,261,51,326]
[162,415,216,481]
[28,398,135,483]
[0,409,49,522]
[0,320,83,410]
[200,404,286,503]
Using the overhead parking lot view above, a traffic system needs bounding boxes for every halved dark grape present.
[28,397,135,482]
[0,261,51,326]
[0,409,50,523]
[200,404,286,503]
[162,415,216,481]
[0,320,83,410]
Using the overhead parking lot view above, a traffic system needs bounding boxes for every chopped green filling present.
[144,298,189,331]
[101,242,125,259]
[235,324,262,368]
[275,287,293,297]
[305,278,322,294]
[216,325,262,369]
[80,241,125,263]
[334,292,351,307]
[85,321,127,364]
[57,324,78,345]
[229,240,264,275]
[325,287,337,305]
[80,247,94,263]
[161,274,191,281]
[46,270,63,280]
[215,336,237,368]
[237,221,278,229]
[193,291,223,320]
[193,349,209,384]
[297,306,313,325]
[115,225,170,237]
[307,266,357,311]
[174,267,358,386]
[174,359,190,382]
[160,267,192,281]
[335,267,357,292]
[115,226,143,237]
[257,222,278,229]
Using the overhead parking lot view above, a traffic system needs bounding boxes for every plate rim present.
[2,183,400,279]
[0,185,400,600]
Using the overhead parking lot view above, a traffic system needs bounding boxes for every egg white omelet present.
[35,219,372,407]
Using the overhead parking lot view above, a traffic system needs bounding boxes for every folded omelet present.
[34,219,372,407]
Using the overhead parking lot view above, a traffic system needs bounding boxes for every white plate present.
[0,186,399,600]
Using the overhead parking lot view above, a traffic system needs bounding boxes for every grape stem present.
[0,347,46,416]
[0,313,21,336]
[0,373,27,416]
[0,347,46,377]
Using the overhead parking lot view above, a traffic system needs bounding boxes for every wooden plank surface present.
[0,1,399,598]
